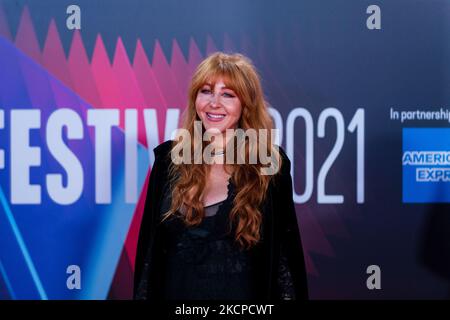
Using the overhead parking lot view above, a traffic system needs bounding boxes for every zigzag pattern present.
[0,4,339,299]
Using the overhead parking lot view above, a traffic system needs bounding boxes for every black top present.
[134,140,309,301]
[159,179,258,300]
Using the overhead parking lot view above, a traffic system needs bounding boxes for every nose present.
[209,93,220,108]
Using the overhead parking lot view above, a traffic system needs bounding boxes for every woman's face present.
[195,77,242,134]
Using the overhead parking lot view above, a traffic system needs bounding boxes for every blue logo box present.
[402,128,450,203]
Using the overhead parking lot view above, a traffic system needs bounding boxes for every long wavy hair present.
[163,52,281,249]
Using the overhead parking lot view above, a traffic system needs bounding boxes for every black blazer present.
[133,140,309,300]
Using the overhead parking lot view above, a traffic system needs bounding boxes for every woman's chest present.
[201,167,231,206]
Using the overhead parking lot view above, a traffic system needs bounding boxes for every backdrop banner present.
[0,0,449,299]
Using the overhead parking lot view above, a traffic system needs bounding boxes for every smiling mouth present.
[206,112,226,121]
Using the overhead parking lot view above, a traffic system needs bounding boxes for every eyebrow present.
[204,83,234,90]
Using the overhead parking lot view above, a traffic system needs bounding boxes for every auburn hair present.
[163,52,281,249]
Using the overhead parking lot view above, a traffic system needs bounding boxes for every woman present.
[134,52,308,300]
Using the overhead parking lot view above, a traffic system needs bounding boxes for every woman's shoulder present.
[275,145,291,174]
[276,145,290,162]
[268,145,292,192]
[153,140,174,159]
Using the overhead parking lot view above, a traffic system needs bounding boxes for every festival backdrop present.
[0,0,449,299]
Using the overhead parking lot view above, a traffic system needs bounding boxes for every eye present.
[200,88,212,94]
[223,92,235,98]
